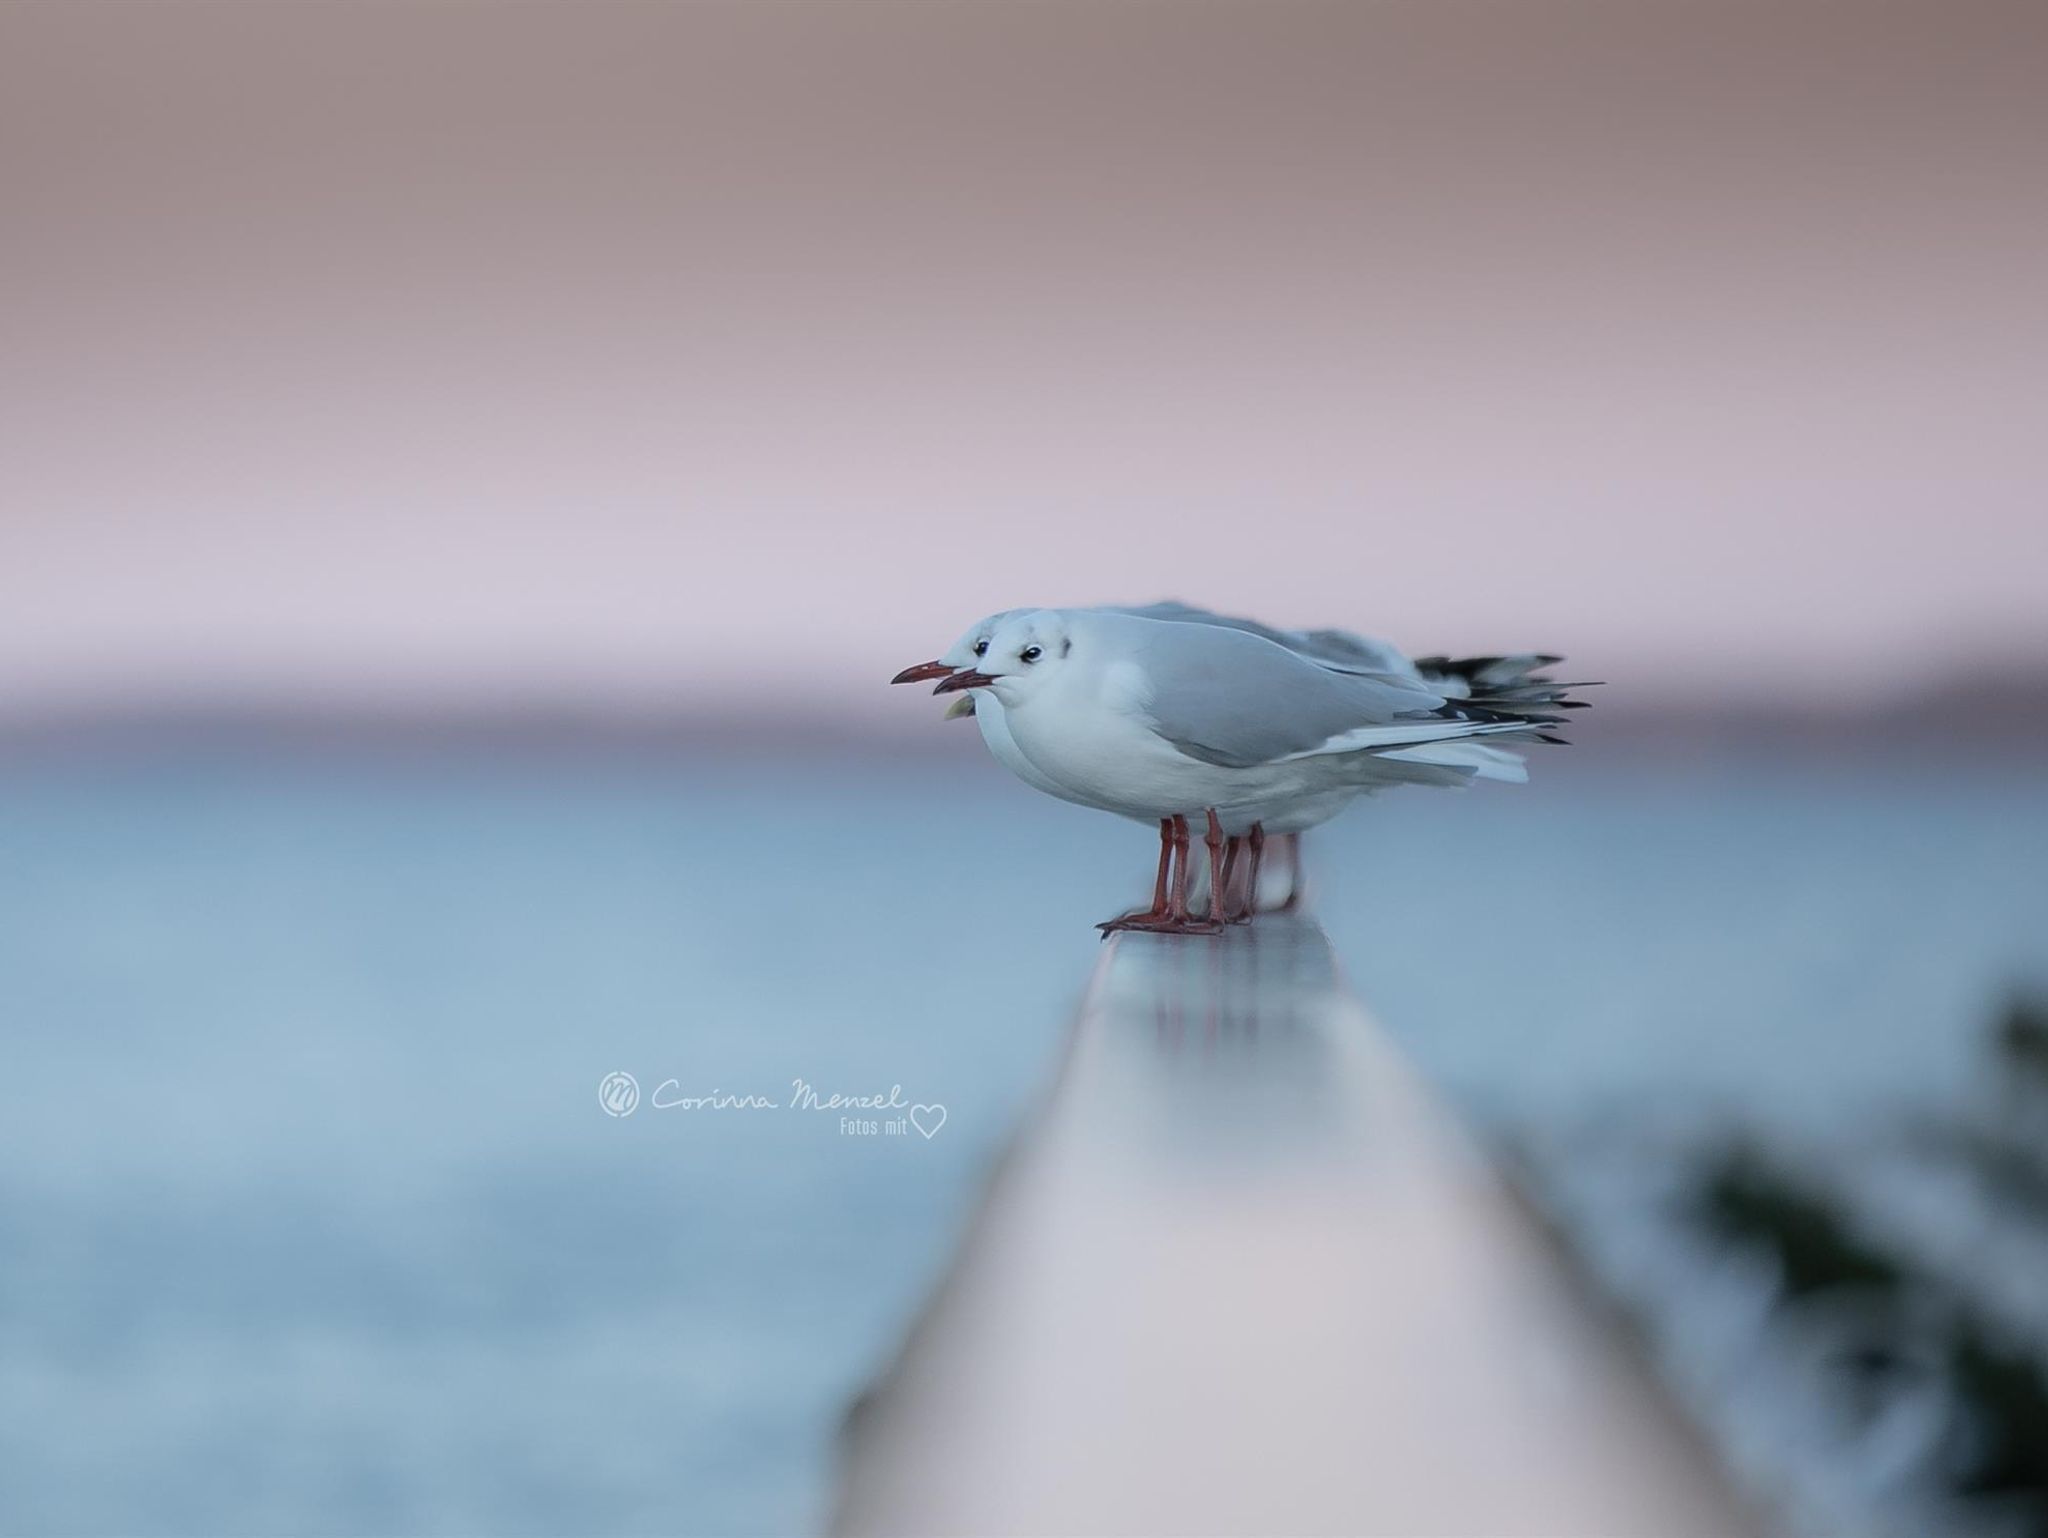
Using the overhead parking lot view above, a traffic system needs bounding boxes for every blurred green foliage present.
[1683,997,2048,1534]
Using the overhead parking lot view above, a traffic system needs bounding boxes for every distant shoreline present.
[0,672,2042,765]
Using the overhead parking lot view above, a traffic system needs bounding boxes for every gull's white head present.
[891,610,1036,719]
[889,609,1025,686]
[940,609,1026,671]
[933,609,1073,706]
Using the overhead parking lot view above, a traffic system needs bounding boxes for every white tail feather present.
[1284,716,1537,762]
[1378,740,1529,783]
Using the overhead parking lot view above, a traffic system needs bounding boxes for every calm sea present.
[2,747,2043,1534]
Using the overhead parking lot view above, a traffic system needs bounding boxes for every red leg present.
[1103,816,1193,933]
[1102,815,1223,936]
[1155,811,1223,934]
[1218,836,1243,919]
[1167,814,1192,918]
[1099,818,1178,933]
[1232,824,1265,923]
[1202,810,1228,927]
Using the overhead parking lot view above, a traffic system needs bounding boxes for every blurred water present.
[1,747,2044,1536]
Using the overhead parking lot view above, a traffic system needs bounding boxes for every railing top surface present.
[834,916,1760,1537]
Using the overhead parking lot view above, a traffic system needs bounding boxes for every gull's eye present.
[1020,645,1043,664]
[972,639,989,657]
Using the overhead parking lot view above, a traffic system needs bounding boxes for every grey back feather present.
[1077,612,1445,768]
[1117,601,1411,676]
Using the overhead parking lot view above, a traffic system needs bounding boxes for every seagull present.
[891,602,1427,914]
[893,603,1586,925]
[913,607,1591,934]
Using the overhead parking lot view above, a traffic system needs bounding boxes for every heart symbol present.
[909,1103,947,1140]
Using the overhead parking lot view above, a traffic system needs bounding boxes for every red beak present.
[932,670,997,694]
[890,660,954,684]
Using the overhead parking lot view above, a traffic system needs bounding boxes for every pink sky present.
[2,1,2043,713]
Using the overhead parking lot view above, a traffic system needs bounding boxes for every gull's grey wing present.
[1096,614,1446,768]
[1112,601,1303,653]
[1113,602,1412,677]
[1291,627,1411,675]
